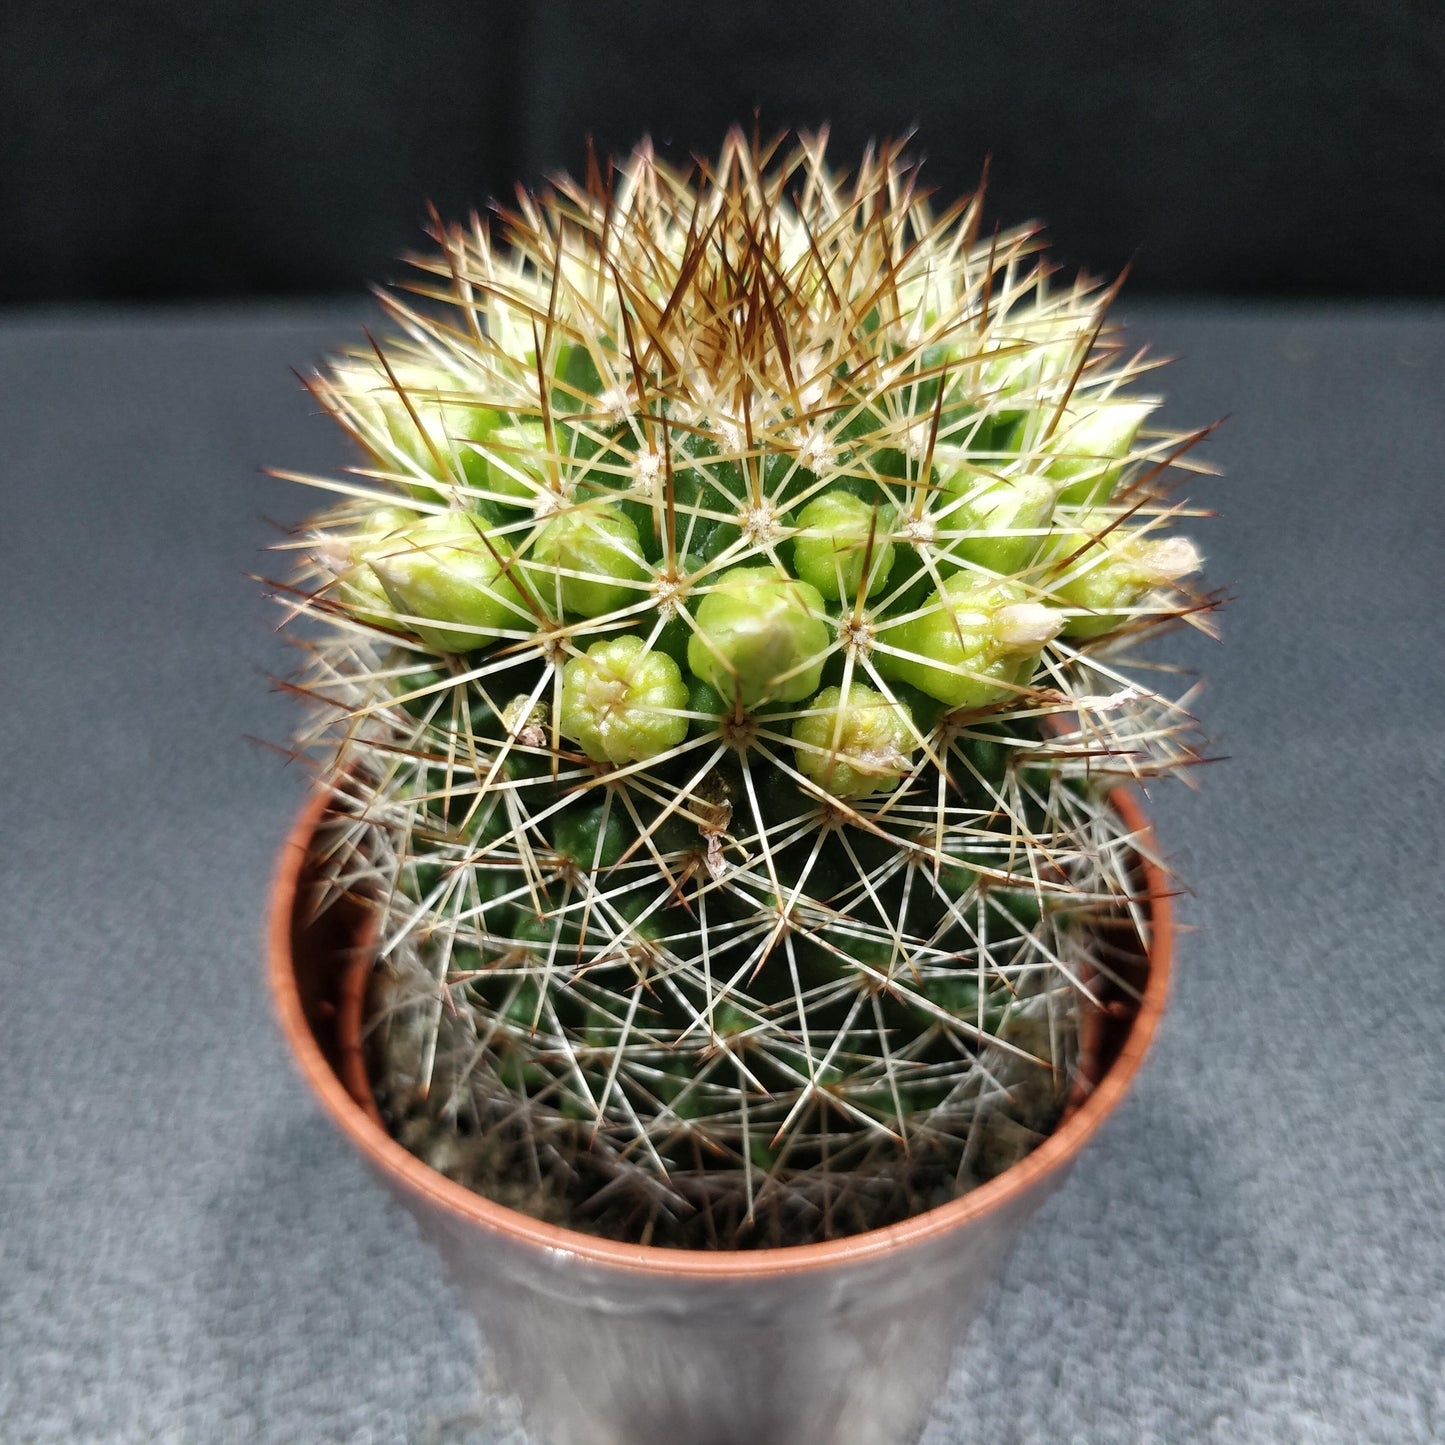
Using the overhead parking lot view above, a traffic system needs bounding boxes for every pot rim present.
[268,783,1173,1279]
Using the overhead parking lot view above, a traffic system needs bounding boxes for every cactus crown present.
[276,130,1210,1248]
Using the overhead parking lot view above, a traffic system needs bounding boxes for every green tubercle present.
[357,504,424,539]
[553,802,633,871]
[875,576,1063,708]
[791,683,916,799]
[687,567,830,708]
[523,500,649,618]
[559,636,689,765]
[791,491,895,601]
[392,396,499,503]
[361,511,528,653]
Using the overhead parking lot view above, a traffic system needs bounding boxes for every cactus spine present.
[275,131,1209,1248]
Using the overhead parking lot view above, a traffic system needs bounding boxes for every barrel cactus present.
[275,131,1209,1248]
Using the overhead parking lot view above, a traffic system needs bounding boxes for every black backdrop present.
[6,0,1442,303]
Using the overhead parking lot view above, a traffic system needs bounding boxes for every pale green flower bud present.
[477,418,548,504]
[392,395,499,497]
[975,314,1090,400]
[791,491,895,601]
[1045,399,1156,506]
[362,512,527,653]
[332,359,505,504]
[559,636,689,765]
[310,507,420,630]
[395,400,546,508]
[523,500,648,617]
[356,504,423,540]
[335,562,396,630]
[791,684,916,799]
[939,474,1057,576]
[876,577,1063,709]
[687,567,831,708]
[1050,527,1202,638]
[326,359,406,433]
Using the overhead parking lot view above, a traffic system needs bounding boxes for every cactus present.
[273,131,1210,1248]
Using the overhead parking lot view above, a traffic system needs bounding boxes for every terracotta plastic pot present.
[268,787,1172,1445]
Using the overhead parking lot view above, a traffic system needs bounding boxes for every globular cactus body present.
[277,132,1209,1248]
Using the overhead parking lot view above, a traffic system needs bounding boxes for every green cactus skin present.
[275,131,1210,1248]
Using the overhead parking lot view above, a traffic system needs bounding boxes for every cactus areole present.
[271,131,1210,1251]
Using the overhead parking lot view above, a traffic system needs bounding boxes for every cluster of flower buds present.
[323,333,1199,802]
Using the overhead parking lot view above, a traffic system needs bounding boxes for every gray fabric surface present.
[0,303,1440,1443]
